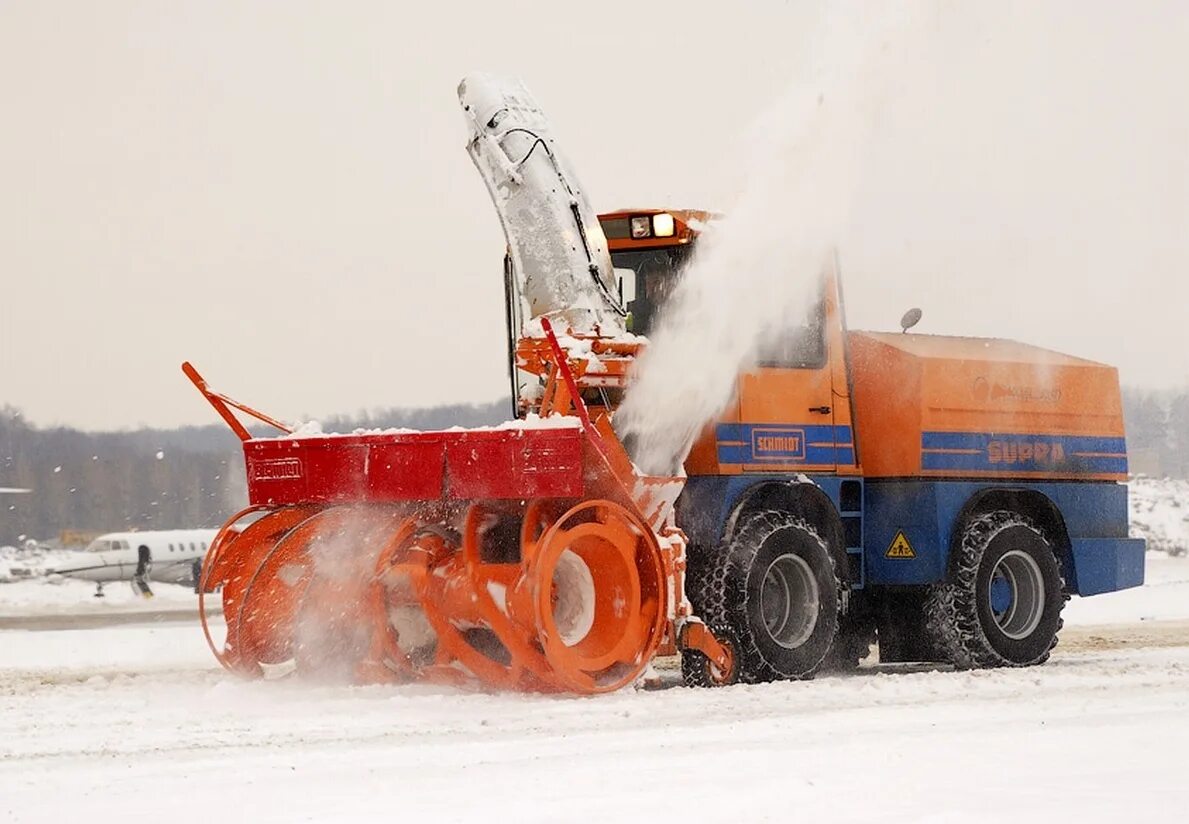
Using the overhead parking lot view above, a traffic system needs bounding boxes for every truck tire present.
[924,510,1066,669]
[689,511,840,683]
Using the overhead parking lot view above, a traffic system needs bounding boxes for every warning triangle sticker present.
[885,531,916,559]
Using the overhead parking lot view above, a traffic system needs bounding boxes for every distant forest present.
[2,389,1186,547]
[1121,387,1189,478]
[0,400,509,547]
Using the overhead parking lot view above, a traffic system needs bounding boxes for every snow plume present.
[615,3,928,475]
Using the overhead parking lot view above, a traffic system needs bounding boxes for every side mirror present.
[900,307,922,333]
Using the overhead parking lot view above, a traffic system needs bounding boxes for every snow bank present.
[1130,476,1189,556]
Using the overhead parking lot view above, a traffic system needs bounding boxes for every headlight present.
[652,213,675,238]
[630,216,652,239]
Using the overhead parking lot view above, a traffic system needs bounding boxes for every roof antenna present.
[900,307,922,333]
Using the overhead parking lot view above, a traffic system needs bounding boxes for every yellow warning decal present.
[885,531,916,559]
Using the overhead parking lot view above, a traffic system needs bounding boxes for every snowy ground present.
[3,495,1189,822]
[2,554,1187,822]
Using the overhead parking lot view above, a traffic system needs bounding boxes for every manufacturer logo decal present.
[987,440,1066,465]
[885,531,916,559]
[250,457,303,481]
[973,376,1062,404]
[750,427,806,461]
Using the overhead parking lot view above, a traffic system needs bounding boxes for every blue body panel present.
[677,474,1141,597]
[678,475,861,551]
[920,432,1128,475]
[1070,538,1146,594]
[716,423,855,467]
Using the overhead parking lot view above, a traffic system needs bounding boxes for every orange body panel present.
[596,204,1127,485]
[662,271,1124,483]
[684,272,860,477]
[849,332,1127,480]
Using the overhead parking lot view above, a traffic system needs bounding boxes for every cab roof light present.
[652,213,675,238]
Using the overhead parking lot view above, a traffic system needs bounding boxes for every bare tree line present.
[1122,388,1189,479]
[0,400,508,547]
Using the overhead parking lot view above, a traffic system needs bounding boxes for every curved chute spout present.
[459,73,625,336]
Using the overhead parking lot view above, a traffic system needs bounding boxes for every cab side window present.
[755,296,827,369]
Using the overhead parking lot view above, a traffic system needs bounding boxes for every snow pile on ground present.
[1129,475,1189,556]
[0,544,72,583]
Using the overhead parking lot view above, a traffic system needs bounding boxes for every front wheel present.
[924,511,1066,668]
[692,511,840,683]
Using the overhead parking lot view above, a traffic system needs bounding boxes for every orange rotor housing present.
[186,319,717,694]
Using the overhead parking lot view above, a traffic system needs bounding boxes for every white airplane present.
[51,529,218,597]
[0,487,31,494]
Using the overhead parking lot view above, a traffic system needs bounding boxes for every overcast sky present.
[2,1,1187,430]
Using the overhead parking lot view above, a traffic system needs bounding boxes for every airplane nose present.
[49,555,93,575]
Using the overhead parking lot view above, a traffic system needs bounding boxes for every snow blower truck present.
[185,74,1144,692]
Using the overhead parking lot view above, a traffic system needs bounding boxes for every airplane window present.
[88,540,111,553]
[201,542,208,550]
[168,543,175,552]
[190,543,196,552]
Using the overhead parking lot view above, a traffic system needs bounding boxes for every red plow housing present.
[188,321,721,693]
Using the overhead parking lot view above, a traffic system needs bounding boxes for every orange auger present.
[189,319,730,693]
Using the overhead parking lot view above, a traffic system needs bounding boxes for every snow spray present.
[290,519,385,683]
[615,3,928,475]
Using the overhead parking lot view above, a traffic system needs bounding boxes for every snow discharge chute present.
[184,75,733,693]
[459,73,626,335]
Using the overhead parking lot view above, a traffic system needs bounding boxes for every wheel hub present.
[759,553,819,649]
[987,549,1045,640]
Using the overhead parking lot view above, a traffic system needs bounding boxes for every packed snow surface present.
[2,625,1188,822]
[0,579,201,616]
[1,555,1186,822]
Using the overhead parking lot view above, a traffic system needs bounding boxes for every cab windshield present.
[613,247,691,336]
[614,243,828,369]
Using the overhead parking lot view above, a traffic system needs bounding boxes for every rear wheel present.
[924,510,1066,668]
[689,511,840,683]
